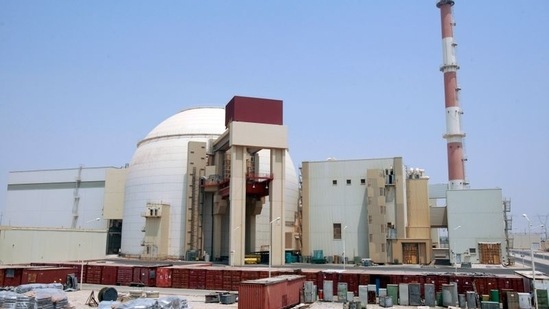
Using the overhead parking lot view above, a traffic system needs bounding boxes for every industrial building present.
[0,2,512,268]
[0,97,300,266]
[0,94,511,267]
[301,158,432,265]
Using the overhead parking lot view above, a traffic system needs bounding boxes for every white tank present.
[120,106,299,258]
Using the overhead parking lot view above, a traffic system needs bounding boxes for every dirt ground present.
[64,284,363,309]
[65,285,421,309]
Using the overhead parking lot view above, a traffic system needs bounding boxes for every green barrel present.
[387,284,398,304]
[490,289,500,303]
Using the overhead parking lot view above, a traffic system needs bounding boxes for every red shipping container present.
[2,267,23,287]
[172,267,190,289]
[116,266,134,286]
[189,268,206,289]
[100,265,118,285]
[225,96,283,128]
[359,273,370,286]
[342,272,360,295]
[205,267,224,290]
[156,267,173,288]
[133,267,157,287]
[21,267,76,285]
[238,275,305,309]
[86,265,102,284]
[231,269,242,291]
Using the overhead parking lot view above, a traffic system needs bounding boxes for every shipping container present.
[156,267,173,288]
[101,265,118,285]
[133,266,157,287]
[189,268,206,289]
[116,266,134,286]
[21,267,76,285]
[205,267,224,290]
[225,96,283,128]
[0,267,26,287]
[172,266,190,289]
[238,275,305,309]
[86,265,103,284]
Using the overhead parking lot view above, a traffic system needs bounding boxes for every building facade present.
[301,157,432,265]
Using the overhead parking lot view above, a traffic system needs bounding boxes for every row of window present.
[331,180,386,196]
[332,179,366,185]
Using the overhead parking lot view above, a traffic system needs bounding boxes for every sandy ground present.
[66,284,370,309]
[66,285,239,309]
[65,285,439,309]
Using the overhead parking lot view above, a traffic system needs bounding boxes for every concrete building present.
[301,157,432,265]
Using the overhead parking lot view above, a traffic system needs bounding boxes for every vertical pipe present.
[437,0,466,190]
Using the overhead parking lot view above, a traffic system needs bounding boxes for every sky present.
[1,1,548,234]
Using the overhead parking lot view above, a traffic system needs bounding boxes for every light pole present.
[269,217,280,278]
[523,214,538,309]
[343,225,348,270]
[453,225,462,274]
[79,217,101,290]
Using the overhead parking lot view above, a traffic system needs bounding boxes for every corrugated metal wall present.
[0,227,107,264]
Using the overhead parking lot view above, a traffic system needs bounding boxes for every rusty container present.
[205,267,223,290]
[238,275,305,309]
[116,266,134,286]
[100,265,118,285]
[156,267,173,288]
[133,266,157,287]
[189,268,206,289]
[1,267,23,287]
[21,267,76,285]
[172,266,190,289]
[85,265,102,284]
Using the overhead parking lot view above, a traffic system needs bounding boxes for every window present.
[469,248,477,254]
[361,179,366,185]
[346,179,351,185]
[368,215,372,224]
[332,180,338,185]
[381,224,385,233]
[381,243,385,253]
[369,234,373,242]
[379,187,385,196]
[333,223,342,239]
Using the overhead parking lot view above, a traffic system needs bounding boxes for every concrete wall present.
[103,168,128,220]
[302,158,401,260]
[447,189,506,264]
[0,227,107,264]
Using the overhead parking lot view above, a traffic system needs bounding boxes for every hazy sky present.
[1,2,547,233]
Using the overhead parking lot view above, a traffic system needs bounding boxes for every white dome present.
[140,107,226,146]
[120,106,299,258]
[121,107,225,257]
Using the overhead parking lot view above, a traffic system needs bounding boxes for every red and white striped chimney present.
[437,0,466,190]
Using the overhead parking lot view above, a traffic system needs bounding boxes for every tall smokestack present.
[437,0,466,190]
